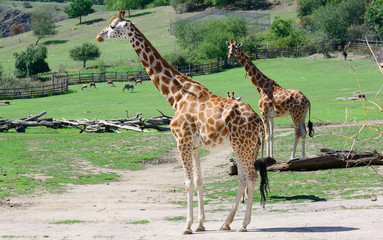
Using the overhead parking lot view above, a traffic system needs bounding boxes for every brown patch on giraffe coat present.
[154,62,163,73]
[161,76,170,85]
[164,69,172,78]
[149,55,155,65]
[142,52,148,62]
[161,84,169,95]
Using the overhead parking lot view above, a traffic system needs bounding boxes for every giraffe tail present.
[308,103,314,137]
[259,124,268,207]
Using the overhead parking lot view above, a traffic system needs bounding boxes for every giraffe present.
[97,11,268,234]
[226,40,314,159]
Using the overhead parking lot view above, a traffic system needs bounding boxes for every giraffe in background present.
[227,40,313,159]
[97,12,268,234]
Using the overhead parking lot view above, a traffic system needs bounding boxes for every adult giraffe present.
[96,12,268,234]
[227,40,313,159]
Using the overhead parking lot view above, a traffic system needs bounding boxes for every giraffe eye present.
[110,25,116,29]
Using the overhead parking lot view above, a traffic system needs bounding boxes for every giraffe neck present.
[235,49,279,93]
[125,23,200,109]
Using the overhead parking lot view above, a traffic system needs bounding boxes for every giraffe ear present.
[226,41,230,47]
[237,42,243,48]
[117,11,125,19]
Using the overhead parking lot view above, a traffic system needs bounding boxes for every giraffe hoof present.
[236,226,247,232]
[195,226,205,232]
[220,225,231,231]
[183,229,193,235]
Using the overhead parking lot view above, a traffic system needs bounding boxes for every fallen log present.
[228,149,383,174]
[267,149,383,171]
[0,112,172,133]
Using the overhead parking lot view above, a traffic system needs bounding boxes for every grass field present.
[1,56,382,201]
[0,2,382,205]
[0,6,197,74]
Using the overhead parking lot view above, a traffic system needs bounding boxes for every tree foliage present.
[65,0,95,24]
[105,0,141,16]
[0,64,3,80]
[174,15,247,61]
[267,17,308,47]
[365,0,383,39]
[13,45,50,78]
[10,24,26,36]
[312,0,365,40]
[69,42,101,68]
[30,7,57,45]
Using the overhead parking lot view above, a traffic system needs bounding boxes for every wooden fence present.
[0,78,68,100]
[2,39,382,100]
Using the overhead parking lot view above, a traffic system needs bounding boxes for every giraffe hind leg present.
[192,149,205,232]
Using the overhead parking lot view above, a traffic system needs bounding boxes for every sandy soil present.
[1,145,382,240]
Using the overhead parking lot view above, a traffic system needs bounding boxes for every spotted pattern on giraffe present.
[227,40,313,159]
[97,12,268,234]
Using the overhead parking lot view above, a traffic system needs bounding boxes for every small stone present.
[371,196,377,201]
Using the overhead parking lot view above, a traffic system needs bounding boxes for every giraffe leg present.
[220,171,246,231]
[263,117,272,158]
[192,149,205,232]
[178,144,194,235]
[291,115,303,159]
[238,137,261,232]
[269,118,274,158]
[300,110,308,158]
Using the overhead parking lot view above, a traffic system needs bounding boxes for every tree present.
[13,45,50,78]
[105,0,140,17]
[312,0,365,40]
[365,0,383,39]
[65,0,95,24]
[69,43,101,68]
[30,7,57,45]
[174,15,248,61]
[267,17,308,47]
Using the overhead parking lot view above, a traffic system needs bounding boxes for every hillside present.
[0,1,297,76]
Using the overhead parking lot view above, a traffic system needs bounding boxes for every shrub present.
[365,0,383,40]
[10,24,25,36]
[173,14,248,61]
[13,45,50,78]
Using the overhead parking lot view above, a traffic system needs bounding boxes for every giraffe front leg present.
[178,144,195,235]
[192,149,205,232]
[184,177,194,235]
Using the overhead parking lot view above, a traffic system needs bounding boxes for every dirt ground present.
[1,145,382,240]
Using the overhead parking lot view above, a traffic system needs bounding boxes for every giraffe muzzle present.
[96,35,104,42]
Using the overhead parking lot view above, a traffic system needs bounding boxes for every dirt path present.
[1,147,382,239]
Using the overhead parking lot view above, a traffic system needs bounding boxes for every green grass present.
[164,216,186,221]
[0,128,176,198]
[0,6,195,74]
[127,220,150,224]
[50,220,85,224]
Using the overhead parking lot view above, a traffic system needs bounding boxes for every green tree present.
[174,15,248,61]
[312,0,365,40]
[65,0,95,24]
[105,0,140,17]
[69,42,101,68]
[365,0,383,39]
[30,7,57,45]
[267,17,308,47]
[13,45,50,78]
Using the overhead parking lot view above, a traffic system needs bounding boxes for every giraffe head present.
[226,40,242,59]
[96,11,131,42]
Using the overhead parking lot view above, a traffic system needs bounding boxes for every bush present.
[13,45,50,78]
[173,14,248,61]
[266,17,308,48]
[10,24,25,36]
[365,0,383,40]
[312,0,365,40]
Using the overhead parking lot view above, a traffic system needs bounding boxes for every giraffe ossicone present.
[227,39,314,159]
[97,12,269,234]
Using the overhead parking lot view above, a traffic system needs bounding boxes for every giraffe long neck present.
[125,23,197,109]
[235,49,278,92]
